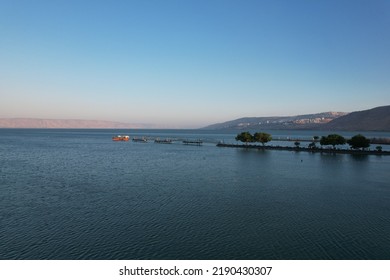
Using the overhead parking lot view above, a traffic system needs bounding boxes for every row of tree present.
[319,134,371,150]
[235,132,378,150]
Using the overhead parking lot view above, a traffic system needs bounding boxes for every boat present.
[112,135,130,141]
[155,138,173,144]
[132,137,147,143]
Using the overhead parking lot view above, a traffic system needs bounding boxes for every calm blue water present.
[1,129,389,259]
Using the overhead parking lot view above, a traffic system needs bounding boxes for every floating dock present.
[155,138,173,144]
[183,140,203,146]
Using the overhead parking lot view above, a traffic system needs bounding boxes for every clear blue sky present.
[1,0,389,128]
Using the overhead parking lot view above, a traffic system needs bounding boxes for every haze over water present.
[1,129,389,259]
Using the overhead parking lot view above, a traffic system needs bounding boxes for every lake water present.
[0,129,389,259]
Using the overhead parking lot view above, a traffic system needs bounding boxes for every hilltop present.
[320,105,390,131]
[204,106,390,131]
[203,112,346,130]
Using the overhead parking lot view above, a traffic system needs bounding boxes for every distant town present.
[204,105,390,131]
[213,112,346,130]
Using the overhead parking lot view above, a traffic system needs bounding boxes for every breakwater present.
[216,143,390,155]
[279,138,390,145]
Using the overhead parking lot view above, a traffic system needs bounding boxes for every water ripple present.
[1,129,389,259]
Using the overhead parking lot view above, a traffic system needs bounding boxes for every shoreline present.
[274,138,390,145]
[216,143,390,155]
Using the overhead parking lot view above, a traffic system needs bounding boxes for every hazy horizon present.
[0,108,351,129]
[1,0,389,127]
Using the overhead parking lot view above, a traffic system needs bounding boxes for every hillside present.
[203,112,346,130]
[0,118,143,129]
[321,105,390,131]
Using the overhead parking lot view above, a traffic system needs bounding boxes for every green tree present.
[347,134,370,150]
[320,136,329,147]
[308,142,316,149]
[313,135,319,142]
[254,132,272,146]
[320,134,346,149]
[294,141,300,148]
[376,146,383,152]
[235,132,254,145]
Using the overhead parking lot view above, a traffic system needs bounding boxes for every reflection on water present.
[350,154,369,161]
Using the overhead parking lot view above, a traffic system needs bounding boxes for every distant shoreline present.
[216,143,390,156]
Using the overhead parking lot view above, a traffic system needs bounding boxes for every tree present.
[235,132,254,145]
[347,134,370,150]
[294,141,300,148]
[308,142,316,149]
[253,132,272,146]
[313,135,319,142]
[320,134,346,149]
[376,146,383,152]
[320,136,329,147]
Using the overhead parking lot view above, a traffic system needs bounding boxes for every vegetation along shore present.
[217,132,390,155]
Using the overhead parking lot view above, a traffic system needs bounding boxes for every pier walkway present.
[216,143,390,155]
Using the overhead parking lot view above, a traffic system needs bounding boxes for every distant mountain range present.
[203,105,390,131]
[203,112,347,130]
[1,105,389,131]
[0,118,143,129]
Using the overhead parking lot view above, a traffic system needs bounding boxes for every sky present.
[1,0,389,128]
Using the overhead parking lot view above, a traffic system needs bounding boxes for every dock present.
[183,140,203,146]
[154,138,173,144]
[123,135,205,146]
